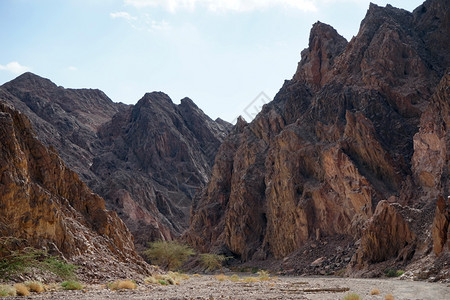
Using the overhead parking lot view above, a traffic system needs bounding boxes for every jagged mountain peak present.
[293,21,347,89]
[186,0,449,279]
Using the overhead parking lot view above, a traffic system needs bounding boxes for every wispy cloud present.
[0,61,30,74]
[110,11,137,21]
[67,66,78,71]
[124,0,318,12]
[110,11,170,32]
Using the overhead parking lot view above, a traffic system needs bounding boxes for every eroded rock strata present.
[186,0,449,278]
[0,101,151,281]
[0,74,230,250]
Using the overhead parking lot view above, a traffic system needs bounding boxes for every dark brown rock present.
[1,74,230,250]
[186,0,449,278]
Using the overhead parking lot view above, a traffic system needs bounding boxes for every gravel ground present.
[7,275,450,300]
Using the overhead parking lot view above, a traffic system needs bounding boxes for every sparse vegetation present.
[0,285,16,297]
[61,280,83,290]
[145,273,187,286]
[24,281,45,293]
[230,274,240,282]
[343,293,362,300]
[385,269,404,277]
[370,288,380,295]
[108,280,137,290]
[257,270,270,281]
[143,241,195,271]
[199,253,229,272]
[14,283,30,296]
[385,294,395,300]
[242,277,259,283]
[0,243,77,280]
[215,274,229,281]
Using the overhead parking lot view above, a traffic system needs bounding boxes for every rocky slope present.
[0,73,230,250]
[186,0,449,279]
[0,100,152,282]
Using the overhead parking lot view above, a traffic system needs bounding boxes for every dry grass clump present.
[215,274,229,281]
[385,294,395,300]
[145,273,186,285]
[370,288,380,295]
[230,274,240,282]
[343,292,362,300]
[242,277,259,283]
[14,283,30,296]
[109,280,137,290]
[0,285,16,297]
[193,274,201,277]
[257,270,270,281]
[24,281,45,293]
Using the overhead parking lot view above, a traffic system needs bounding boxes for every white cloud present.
[68,66,78,71]
[111,11,170,32]
[124,0,318,12]
[110,11,137,20]
[0,61,30,74]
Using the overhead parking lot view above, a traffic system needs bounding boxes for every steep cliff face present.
[186,0,449,276]
[1,74,230,250]
[92,92,230,248]
[0,101,151,281]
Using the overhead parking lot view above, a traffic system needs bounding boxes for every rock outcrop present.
[0,101,151,282]
[0,74,230,250]
[186,0,449,277]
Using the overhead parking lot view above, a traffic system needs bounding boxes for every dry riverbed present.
[6,275,450,300]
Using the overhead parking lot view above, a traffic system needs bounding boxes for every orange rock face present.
[0,101,151,281]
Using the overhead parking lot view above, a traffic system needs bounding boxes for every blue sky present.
[0,0,423,122]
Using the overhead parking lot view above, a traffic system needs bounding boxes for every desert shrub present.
[343,293,362,300]
[143,241,195,271]
[0,246,77,280]
[242,277,259,283]
[24,281,45,293]
[158,280,168,285]
[214,274,228,281]
[230,274,240,282]
[370,288,380,295]
[257,270,270,281]
[14,283,30,296]
[109,280,137,290]
[0,285,16,296]
[385,294,395,300]
[251,267,259,274]
[61,281,83,290]
[385,269,404,277]
[199,254,228,272]
[43,257,78,280]
[168,271,190,281]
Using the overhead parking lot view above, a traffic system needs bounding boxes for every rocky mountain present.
[0,100,152,282]
[0,73,230,250]
[186,0,449,279]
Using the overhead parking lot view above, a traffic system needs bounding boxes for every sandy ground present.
[8,275,450,300]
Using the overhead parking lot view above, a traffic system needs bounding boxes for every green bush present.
[385,269,404,277]
[143,241,195,271]
[0,246,78,280]
[199,254,229,272]
[61,281,83,290]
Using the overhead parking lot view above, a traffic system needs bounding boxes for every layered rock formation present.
[186,0,449,277]
[0,73,230,250]
[0,101,151,281]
